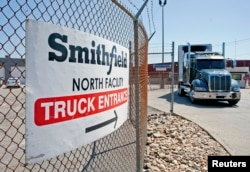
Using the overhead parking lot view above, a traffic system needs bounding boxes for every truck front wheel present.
[178,84,185,96]
[228,100,239,106]
[189,89,197,104]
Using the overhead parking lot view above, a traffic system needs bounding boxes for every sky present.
[1,0,249,64]
[123,0,250,64]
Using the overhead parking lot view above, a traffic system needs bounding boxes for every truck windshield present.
[196,59,225,70]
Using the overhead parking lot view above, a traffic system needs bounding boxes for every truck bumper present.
[191,91,241,100]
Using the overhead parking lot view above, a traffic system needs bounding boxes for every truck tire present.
[228,100,239,106]
[189,88,197,104]
[178,84,185,96]
[189,95,197,104]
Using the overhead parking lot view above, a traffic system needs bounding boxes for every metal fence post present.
[170,41,175,115]
[134,19,140,172]
[134,1,148,171]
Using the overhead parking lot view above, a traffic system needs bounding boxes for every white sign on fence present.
[25,19,129,163]
[153,64,171,71]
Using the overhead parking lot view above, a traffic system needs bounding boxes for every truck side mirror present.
[231,59,237,68]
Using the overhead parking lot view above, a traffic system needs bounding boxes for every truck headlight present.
[232,87,240,92]
[194,87,207,91]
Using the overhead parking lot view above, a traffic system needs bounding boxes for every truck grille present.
[209,75,231,91]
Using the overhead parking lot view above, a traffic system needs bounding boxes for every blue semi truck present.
[177,43,241,105]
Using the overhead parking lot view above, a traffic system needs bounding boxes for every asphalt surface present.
[147,85,250,155]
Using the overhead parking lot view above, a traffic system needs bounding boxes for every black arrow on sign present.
[85,110,118,133]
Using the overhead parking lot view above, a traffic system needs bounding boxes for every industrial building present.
[0,56,25,85]
[148,60,250,88]
[0,56,249,88]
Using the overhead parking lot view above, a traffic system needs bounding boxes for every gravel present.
[144,111,230,172]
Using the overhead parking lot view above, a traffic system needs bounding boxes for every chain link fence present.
[0,0,148,171]
[148,72,179,86]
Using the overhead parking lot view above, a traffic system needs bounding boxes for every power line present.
[214,37,250,48]
[226,38,250,45]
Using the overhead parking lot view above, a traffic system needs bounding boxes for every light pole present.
[159,0,167,88]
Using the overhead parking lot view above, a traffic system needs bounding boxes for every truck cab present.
[178,43,241,105]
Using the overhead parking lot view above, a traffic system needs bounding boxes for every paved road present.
[148,85,250,155]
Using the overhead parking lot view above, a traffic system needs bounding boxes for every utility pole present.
[159,0,167,89]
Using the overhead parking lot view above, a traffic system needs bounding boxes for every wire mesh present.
[0,0,148,171]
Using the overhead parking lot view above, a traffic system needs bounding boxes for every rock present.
[165,155,173,162]
[172,160,178,165]
[158,163,165,170]
[180,164,188,170]
[153,133,165,138]
[144,113,230,172]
